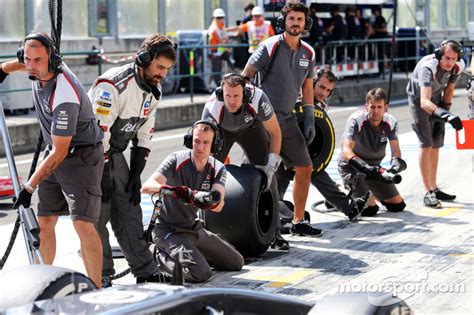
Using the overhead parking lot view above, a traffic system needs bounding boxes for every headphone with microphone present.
[434,39,463,61]
[277,10,313,32]
[136,43,176,68]
[314,68,336,97]
[215,73,253,104]
[17,33,62,73]
[183,119,224,154]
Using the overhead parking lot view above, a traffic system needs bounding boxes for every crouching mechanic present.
[201,73,282,190]
[88,33,177,284]
[141,120,244,283]
[278,69,369,221]
[338,88,407,216]
[201,73,286,248]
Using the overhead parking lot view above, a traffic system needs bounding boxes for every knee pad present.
[361,205,379,217]
[382,200,406,212]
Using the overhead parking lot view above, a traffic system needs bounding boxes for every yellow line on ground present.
[433,207,460,217]
[250,269,314,288]
[448,253,474,258]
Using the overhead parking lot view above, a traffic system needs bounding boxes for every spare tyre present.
[204,164,278,257]
[295,102,335,174]
[0,265,96,310]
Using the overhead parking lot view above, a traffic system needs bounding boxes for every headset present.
[215,73,253,104]
[136,43,175,68]
[434,40,463,61]
[17,33,62,73]
[183,119,224,154]
[277,10,313,32]
[314,68,336,97]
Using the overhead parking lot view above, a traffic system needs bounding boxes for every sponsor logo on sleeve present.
[99,91,112,102]
[97,100,112,108]
[143,100,151,116]
[261,101,272,117]
[96,107,111,116]
[56,110,69,129]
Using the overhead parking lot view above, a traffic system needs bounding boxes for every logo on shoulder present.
[99,91,112,102]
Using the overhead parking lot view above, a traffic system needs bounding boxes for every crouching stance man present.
[142,120,244,283]
[338,88,407,216]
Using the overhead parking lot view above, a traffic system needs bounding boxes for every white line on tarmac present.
[0,133,185,169]
[0,103,408,170]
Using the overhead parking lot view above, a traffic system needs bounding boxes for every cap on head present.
[251,6,264,16]
[213,8,226,18]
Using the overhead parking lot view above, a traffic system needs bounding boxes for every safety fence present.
[0,36,467,111]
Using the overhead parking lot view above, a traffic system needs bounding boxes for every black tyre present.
[0,265,96,310]
[295,103,335,174]
[204,164,278,257]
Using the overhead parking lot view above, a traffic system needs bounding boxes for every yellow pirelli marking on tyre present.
[314,109,324,119]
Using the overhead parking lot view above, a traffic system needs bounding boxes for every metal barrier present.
[0,36,466,110]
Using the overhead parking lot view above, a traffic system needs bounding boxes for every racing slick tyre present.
[0,265,96,310]
[295,103,335,174]
[204,164,278,258]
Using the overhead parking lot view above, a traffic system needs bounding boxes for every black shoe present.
[136,271,173,284]
[270,234,290,250]
[424,191,442,208]
[434,188,456,201]
[290,221,323,237]
[102,276,113,288]
[360,204,379,217]
[347,192,371,221]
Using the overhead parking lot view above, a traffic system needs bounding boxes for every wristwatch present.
[24,182,37,193]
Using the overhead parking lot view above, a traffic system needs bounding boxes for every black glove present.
[125,147,149,205]
[433,107,463,130]
[302,105,316,145]
[0,66,8,83]
[13,186,32,209]
[388,157,407,174]
[348,156,379,178]
[101,161,113,202]
[191,190,222,210]
[161,185,193,203]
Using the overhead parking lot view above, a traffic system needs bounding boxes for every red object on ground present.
[0,176,22,198]
[456,120,474,150]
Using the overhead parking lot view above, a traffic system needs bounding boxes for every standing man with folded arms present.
[88,33,176,284]
[242,2,321,236]
[1,32,104,288]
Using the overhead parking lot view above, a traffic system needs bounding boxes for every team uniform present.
[34,63,104,223]
[310,99,357,215]
[153,150,244,283]
[88,62,160,278]
[277,99,358,216]
[201,85,274,165]
[249,34,315,168]
[406,54,465,147]
[338,110,400,201]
